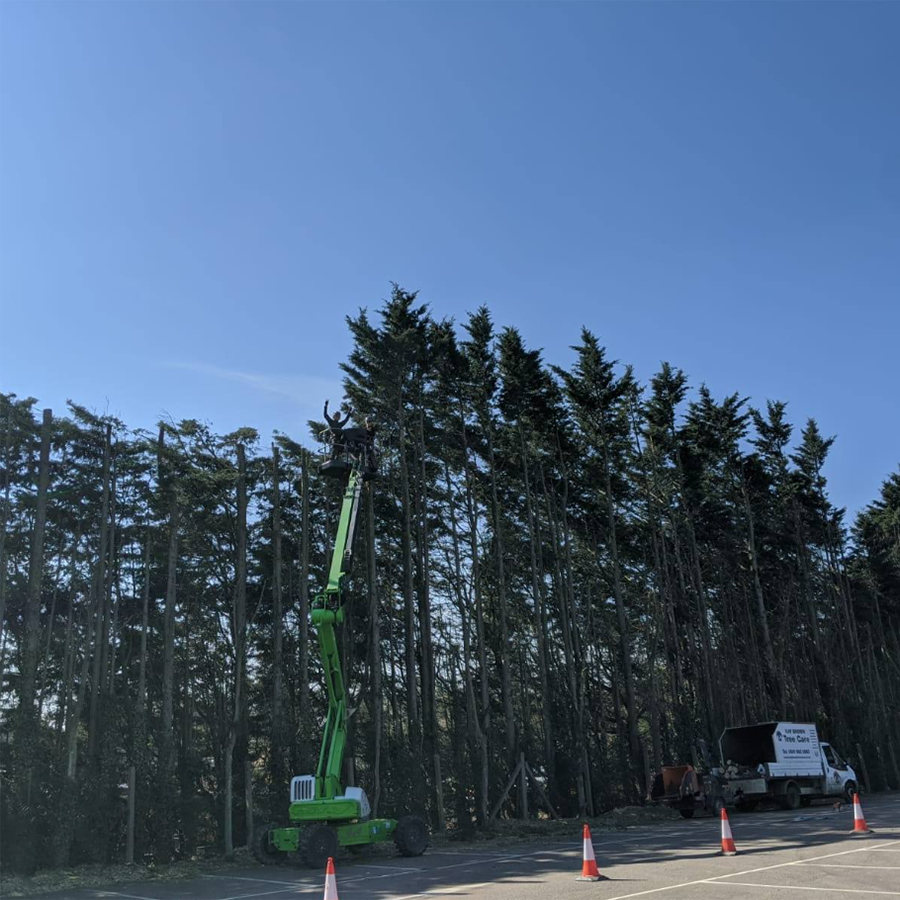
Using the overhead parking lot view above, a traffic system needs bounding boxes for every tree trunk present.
[87,422,112,764]
[460,417,490,824]
[741,475,782,712]
[66,600,94,780]
[225,443,248,857]
[397,400,420,747]
[366,482,383,817]
[136,532,151,722]
[14,407,52,871]
[486,425,516,765]
[0,396,15,679]
[446,457,486,826]
[37,529,66,719]
[56,595,95,867]
[105,461,120,696]
[245,758,254,848]
[159,425,180,861]
[521,450,552,788]
[601,433,642,797]
[271,445,285,786]
[545,477,583,813]
[126,765,136,865]
[298,449,311,771]
[57,565,76,746]
[416,412,435,766]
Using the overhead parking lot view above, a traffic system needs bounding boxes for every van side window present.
[823,745,846,770]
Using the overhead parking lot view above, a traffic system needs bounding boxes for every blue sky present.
[1,1,897,516]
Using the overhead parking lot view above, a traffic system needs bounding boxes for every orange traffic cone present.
[851,794,873,835]
[720,808,737,856]
[576,823,607,881]
[323,857,339,900]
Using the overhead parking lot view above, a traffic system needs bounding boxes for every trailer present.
[651,764,727,819]
[719,722,858,811]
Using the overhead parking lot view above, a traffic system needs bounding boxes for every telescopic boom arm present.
[310,445,366,800]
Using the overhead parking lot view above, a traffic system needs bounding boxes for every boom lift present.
[253,425,429,869]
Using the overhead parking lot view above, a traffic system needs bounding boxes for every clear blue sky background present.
[1,1,897,517]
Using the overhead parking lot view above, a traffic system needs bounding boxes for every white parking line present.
[797,863,900,869]
[202,874,316,886]
[602,875,749,900]
[708,882,900,895]
[102,892,165,900]
[392,881,495,900]
[601,838,900,900]
[216,882,310,900]
[364,864,427,871]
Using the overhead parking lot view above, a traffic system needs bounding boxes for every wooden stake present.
[525,761,559,819]
[489,757,525,821]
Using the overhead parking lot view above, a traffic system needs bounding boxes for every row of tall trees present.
[2,287,899,872]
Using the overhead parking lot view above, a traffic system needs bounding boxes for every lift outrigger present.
[253,424,429,869]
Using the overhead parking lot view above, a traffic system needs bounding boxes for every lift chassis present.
[254,427,429,869]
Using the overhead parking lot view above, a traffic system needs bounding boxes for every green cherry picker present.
[253,421,429,869]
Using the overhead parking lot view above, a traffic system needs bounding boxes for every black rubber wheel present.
[781,782,801,811]
[679,808,695,819]
[844,781,857,804]
[299,823,338,870]
[252,823,286,865]
[394,815,430,857]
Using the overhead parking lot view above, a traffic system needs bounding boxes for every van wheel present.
[780,782,801,811]
[679,808,694,819]
[844,781,857,803]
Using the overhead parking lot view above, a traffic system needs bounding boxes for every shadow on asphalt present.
[21,798,899,900]
[202,827,897,900]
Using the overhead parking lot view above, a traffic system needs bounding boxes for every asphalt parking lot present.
[35,793,900,900]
